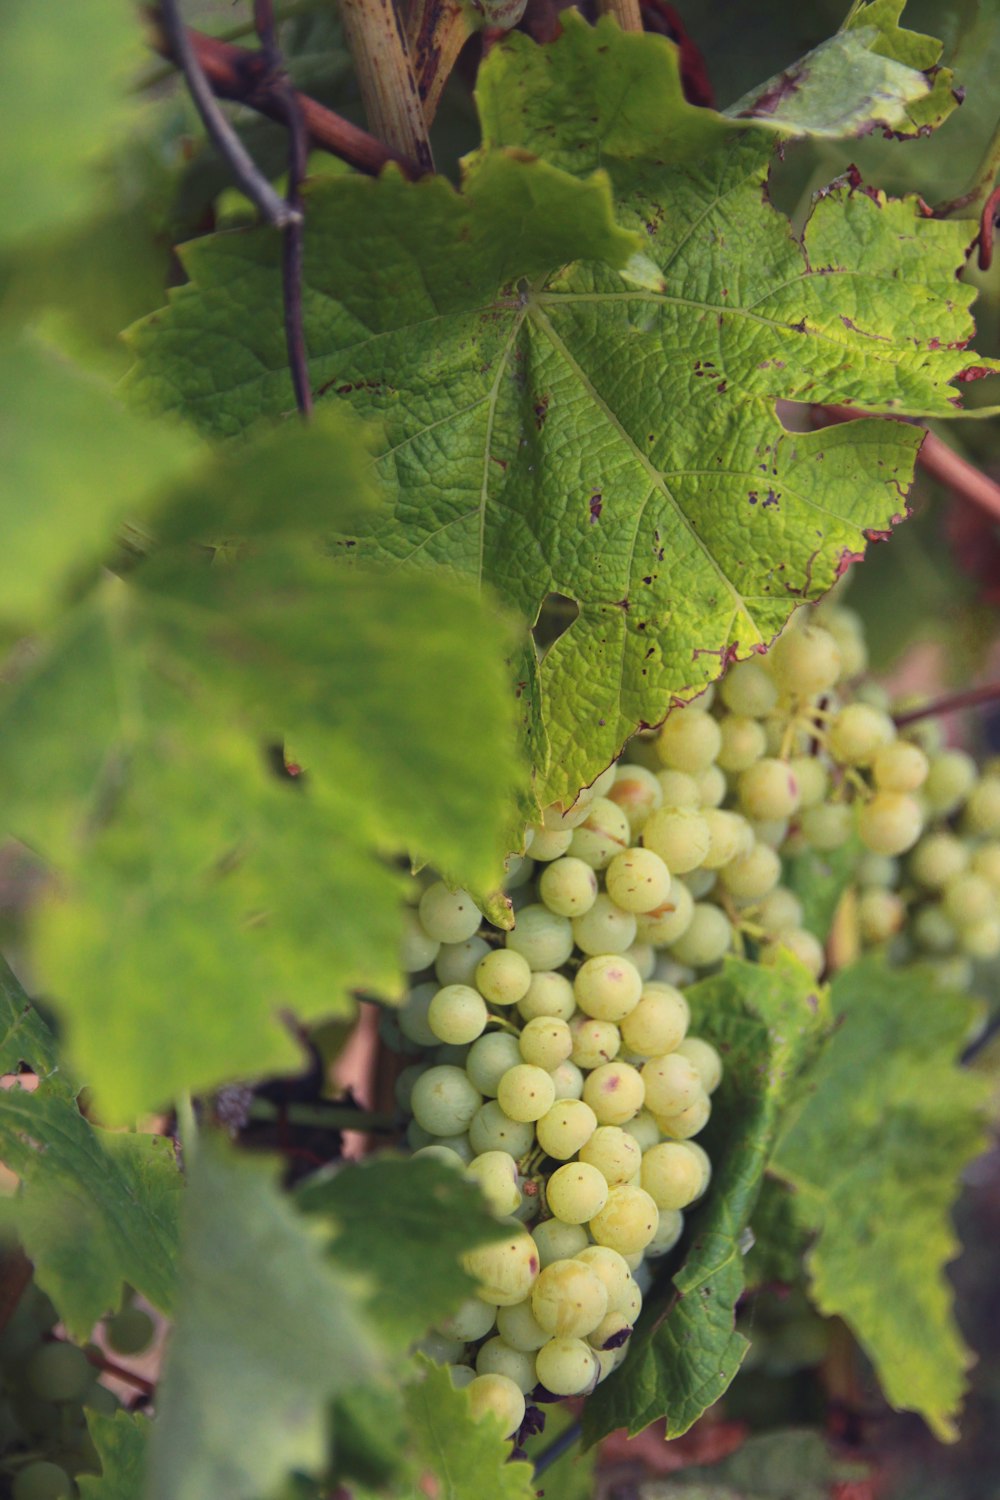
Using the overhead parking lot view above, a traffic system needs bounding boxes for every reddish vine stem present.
[81,1344,156,1397]
[892,681,1000,728]
[978,184,1000,272]
[0,1250,33,1335]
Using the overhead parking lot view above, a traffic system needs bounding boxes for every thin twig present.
[532,1417,582,1475]
[936,111,1000,218]
[892,682,1000,728]
[157,0,300,227]
[82,1344,156,1397]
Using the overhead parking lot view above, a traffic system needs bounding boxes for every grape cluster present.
[0,1284,153,1499]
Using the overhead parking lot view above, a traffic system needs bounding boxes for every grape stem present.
[892,681,1000,728]
[80,1343,156,1397]
[532,1417,583,1475]
[0,1249,33,1335]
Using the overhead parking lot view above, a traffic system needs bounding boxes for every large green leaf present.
[297,1156,511,1350]
[126,17,988,805]
[0,955,61,1082]
[584,955,828,1444]
[0,1084,181,1338]
[404,1359,536,1500]
[79,1412,149,1500]
[771,957,990,1441]
[148,1138,381,1500]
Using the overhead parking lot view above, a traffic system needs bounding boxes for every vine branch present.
[595,0,643,31]
[338,0,435,172]
[892,681,1000,728]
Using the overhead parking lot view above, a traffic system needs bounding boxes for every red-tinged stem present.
[0,1251,33,1334]
[893,682,1000,728]
[82,1345,157,1397]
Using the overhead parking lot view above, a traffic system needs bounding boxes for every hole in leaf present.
[533,593,580,654]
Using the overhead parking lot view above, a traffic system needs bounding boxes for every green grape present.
[531,1260,608,1337]
[530,1218,589,1268]
[645,1206,685,1257]
[475,949,532,1006]
[607,764,663,837]
[412,1144,466,1169]
[912,903,956,954]
[640,1141,704,1209]
[855,852,898,887]
[606,847,672,914]
[668,903,732,968]
[469,1101,535,1158]
[960,917,1000,959]
[826,704,895,767]
[579,1125,642,1185]
[538,857,599,917]
[625,941,656,980]
[503,853,535,891]
[654,1090,712,1140]
[767,623,841,695]
[572,894,638,956]
[640,1053,702,1117]
[635,883,695,948]
[435,936,490,988]
[910,832,970,890]
[873,740,929,793]
[549,1059,585,1101]
[26,1342,93,1403]
[567,798,631,870]
[466,1372,525,1437]
[526,824,574,861]
[858,792,923,856]
[400,911,440,972]
[716,714,768,773]
[587,1309,633,1351]
[655,708,722,773]
[642,807,711,875]
[467,1151,522,1215]
[719,659,778,718]
[623,1109,662,1152]
[398,984,440,1048]
[738,759,801,821]
[475,1336,537,1394]
[569,1016,621,1070]
[536,1099,598,1160]
[582,1061,645,1126]
[449,1364,477,1389]
[419,883,482,944]
[575,1246,635,1313]
[519,1017,572,1070]
[574,954,643,1022]
[546,1162,609,1223]
[857,888,905,944]
[800,803,853,852]
[679,1140,712,1199]
[12,1463,72,1500]
[535,1336,599,1396]
[461,1225,540,1306]
[757,887,804,935]
[589,1184,659,1255]
[923,750,978,815]
[417,1330,468,1364]
[700,809,753,869]
[654,769,702,809]
[761,927,825,978]
[497,1064,556,1123]
[428,984,488,1045]
[505,904,574,971]
[675,1037,722,1094]
[517,971,576,1023]
[411,1066,482,1136]
[965,777,1000,836]
[942,873,997,928]
[972,841,1000,889]
[440,1296,499,1343]
[719,842,781,902]
[496,1298,550,1352]
[788,755,829,808]
[466,1032,522,1096]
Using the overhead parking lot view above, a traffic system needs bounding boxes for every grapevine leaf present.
[296,1156,511,1350]
[79,1412,149,1500]
[148,1138,382,1500]
[0,955,62,1083]
[0,1083,181,1338]
[770,956,990,1441]
[742,1177,811,1291]
[0,335,194,629]
[126,19,989,806]
[584,955,828,1444]
[404,1358,536,1500]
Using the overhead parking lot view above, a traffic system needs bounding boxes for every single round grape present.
[641,1053,702,1117]
[504,853,535,892]
[549,1059,585,1101]
[546,1162,610,1224]
[942,873,997,929]
[678,1140,712,1199]
[700,809,752,870]
[758,888,803,935]
[635,883,695,947]
[590,764,619,798]
[497,1064,556,1123]
[568,798,631,870]
[623,1109,661,1152]
[641,1141,704,1208]
[801,803,854,852]
[739,759,801,821]
[767,623,841,695]
[12,1463,72,1500]
[398,984,440,1047]
[531,1259,608,1337]
[435,936,491,988]
[419,883,482,944]
[428,984,488,1045]
[580,1126,642,1185]
[496,1297,550,1351]
[857,888,905,945]
[625,941,656,980]
[910,832,970,890]
[873,740,929,794]
[574,954,643,1022]
[655,769,702,809]
[575,1245,635,1313]
[719,842,781,902]
[505,905,574,971]
[536,1099,598,1160]
[788,755,829,809]
[716,714,768,774]
[400,910,440,973]
[618,982,689,1057]
[535,1336,599,1396]
[923,750,978,815]
[669,904,732,969]
[27,1342,93,1403]
[467,1151,522,1215]
[720,659,779,718]
[607,765,663,837]
[589,1184,659,1255]
[526,824,574,861]
[462,1225,540,1306]
[859,792,923,856]
[475,1335,537,1396]
[655,709,722,773]
[569,1016,621,1070]
[538,857,599,917]
[469,1101,534,1158]
[856,852,899,888]
[587,1309,634,1351]
[467,1372,526,1436]
[449,1364,477,1389]
[606,848,672,914]
[475,949,532,1006]
[105,1306,156,1358]
[642,806,710,875]
[761,928,825,979]
[572,895,638,956]
[675,1037,722,1094]
[517,971,576,1023]
[826,704,895,767]
[645,1206,685,1257]
[531,1219,589,1268]
[654,1090,712,1140]
[466,1032,523,1096]
[519,1017,572,1070]
[411,1066,482,1136]
[912,903,957,954]
[439,1296,498,1344]
[417,1329,468,1365]
[965,777,1000,836]
[582,1061,645,1126]
[394,1063,427,1113]
[961,917,1000,960]
[972,842,1000,889]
